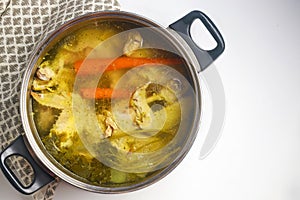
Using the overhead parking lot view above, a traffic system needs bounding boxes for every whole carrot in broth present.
[80,88,130,99]
[74,57,184,75]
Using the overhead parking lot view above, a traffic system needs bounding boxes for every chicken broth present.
[31,19,196,186]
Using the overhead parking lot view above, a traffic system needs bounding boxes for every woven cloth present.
[0,0,120,199]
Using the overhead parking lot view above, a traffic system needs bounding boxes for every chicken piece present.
[62,28,116,52]
[32,78,55,91]
[36,67,55,81]
[104,111,118,138]
[130,83,152,129]
[47,108,76,149]
[32,60,59,91]
[31,91,71,110]
[32,66,75,113]
[123,31,143,56]
[129,82,180,132]
[62,28,123,58]
[32,63,75,93]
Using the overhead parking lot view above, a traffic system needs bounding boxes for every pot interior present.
[23,11,201,193]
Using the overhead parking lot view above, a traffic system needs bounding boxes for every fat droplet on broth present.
[65,35,77,47]
[167,78,182,92]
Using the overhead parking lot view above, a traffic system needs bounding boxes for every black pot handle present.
[0,136,55,195]
[169,10,225,71]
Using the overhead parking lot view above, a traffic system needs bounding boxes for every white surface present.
[1,0,300,199]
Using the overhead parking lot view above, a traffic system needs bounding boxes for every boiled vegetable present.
[80,88,129,99]
[74,57,184,75]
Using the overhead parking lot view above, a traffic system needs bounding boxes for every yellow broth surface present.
[31,19,196,186]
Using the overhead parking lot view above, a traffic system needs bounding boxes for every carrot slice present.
[80,88,130,99]
[74,57,184,75]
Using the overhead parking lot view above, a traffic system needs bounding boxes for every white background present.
[1,0,300,199]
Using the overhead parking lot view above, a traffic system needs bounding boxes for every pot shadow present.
[197,63,226,159]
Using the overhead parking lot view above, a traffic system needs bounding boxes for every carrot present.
[80,88,130,99]
[74,57,184,75]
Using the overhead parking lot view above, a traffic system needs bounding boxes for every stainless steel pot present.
[0,10,224,195]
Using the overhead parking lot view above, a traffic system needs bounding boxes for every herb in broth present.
[31,20,193,186]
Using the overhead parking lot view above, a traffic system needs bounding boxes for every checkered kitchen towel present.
[0,0,120,199]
